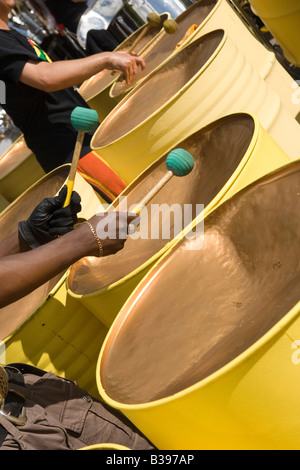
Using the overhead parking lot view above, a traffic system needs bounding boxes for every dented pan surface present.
[97,160,300,450]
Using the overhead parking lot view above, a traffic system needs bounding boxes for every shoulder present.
[0,30,33,57]
[0,30,37,67]
[0,29,21,43]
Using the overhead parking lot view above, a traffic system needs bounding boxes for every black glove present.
[18,185,82,249]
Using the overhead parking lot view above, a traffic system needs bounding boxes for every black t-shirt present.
[45,0,88,33]
[0,28,93,172]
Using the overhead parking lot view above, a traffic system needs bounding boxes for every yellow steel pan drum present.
[111,0,300,119]
[78,14,169,122]
[247,0,300,67]
[0,135,44,203]
[110,2,219,100]
[92,31,300,185]
[68,113,290,328]
[97,159,300,450]
[1,165,107,397]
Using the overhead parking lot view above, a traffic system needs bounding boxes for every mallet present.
[112,16,178,79]
[63,107,99,207]
[127,12,162,54]
[131,148,195,216]
[140,19,178,59]
[111,13,162,78]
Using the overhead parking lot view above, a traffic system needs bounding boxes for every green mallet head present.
[147,12,162,27]
[166,148,195,177]
[71,107,99,133]
[163,19,178,34]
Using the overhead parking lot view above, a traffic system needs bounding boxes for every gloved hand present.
[18,186,82,249]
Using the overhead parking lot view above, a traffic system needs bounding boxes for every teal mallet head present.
[166,148,195,177]
[130,149,194,218]
[64,107,99,207]
[71,107,99,132]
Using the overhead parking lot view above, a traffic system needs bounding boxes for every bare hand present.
[83,212,138,257]
[106,51,146,85]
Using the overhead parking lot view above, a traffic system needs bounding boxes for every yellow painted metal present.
[0,165,106,396]
[247,0,300,66]
[68,113,290,328]
[178,0,300,119]
[78,14,169,122]
[92,31,300,185]
[4,280,107,398]
[97,160,300,450]
[0,135,45,203]
[109,0,300,120]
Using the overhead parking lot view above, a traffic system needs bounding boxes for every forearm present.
[0,212,134,307]
[20,51,145,91]
[0,224,95,307]
[0,232,30,258]
[20,53,113,92]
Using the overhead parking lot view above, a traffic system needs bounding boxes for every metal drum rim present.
[96,158,300,410]
[91,29,228,151]
[96,292,300,410]
[108,0,224,98]
[79,13,170,102]
[70,112,260,299]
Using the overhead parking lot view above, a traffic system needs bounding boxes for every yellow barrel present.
[247,0,300,66]
[97,159,300,450]
[78,14,169,122]
[109,3,219,100]
[1,165,106,396]
[68,113,290,328]
[110,0,300,120]
[92,30,300,185]
[0,135,45,203]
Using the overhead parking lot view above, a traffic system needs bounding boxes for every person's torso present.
[0,29,91,171]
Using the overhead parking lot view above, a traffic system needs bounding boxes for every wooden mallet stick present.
[128,12,162,54]
[128,149,194,233]
[140,19,178,59]
[63,107,99,208]
[111,12,163,78]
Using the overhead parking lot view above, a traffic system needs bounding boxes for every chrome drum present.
[10,0,57,45]
[77,0,125,49]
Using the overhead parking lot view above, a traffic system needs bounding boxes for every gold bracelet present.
[84,221,104,257]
